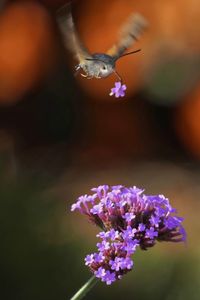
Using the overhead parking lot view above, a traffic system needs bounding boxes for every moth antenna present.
[118,49,141,59]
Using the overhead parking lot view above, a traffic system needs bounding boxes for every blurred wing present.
[56,4,92,63]
[107,13,148,59]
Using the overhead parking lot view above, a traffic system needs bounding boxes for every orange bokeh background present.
[0,1,58,104]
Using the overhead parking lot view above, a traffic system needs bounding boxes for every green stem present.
[70,276,99,300]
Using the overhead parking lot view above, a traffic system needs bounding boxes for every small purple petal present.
[111,185,124,190]
[95,267,106,279]
[97,240,110,251]
[123,239,139,254]
[123,212,135,222]
[120,257,134,270]
[90,203,103,214]
[150,215,160,227]
[119,91,125,97]
[103,271,116,285]
[164,216,184,230]
[94,252,105,263]
[122,226,137,240]
[122,84,127,91]
[115,82,121,88]
[138,223,146,232]
[85,254,94,266]
[71,202,80,212]
[145,227,158,239]
[179,225,187,241]
[96,231,110,239]
[108,229,120,240]
[109,257,123,271]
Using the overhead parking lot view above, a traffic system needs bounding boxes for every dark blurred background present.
[0,0,199,299]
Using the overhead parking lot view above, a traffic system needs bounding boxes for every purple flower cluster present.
[71,185,186,285]
[109,82,127,98]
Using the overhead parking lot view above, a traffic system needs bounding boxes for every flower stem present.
[70,276,99,300]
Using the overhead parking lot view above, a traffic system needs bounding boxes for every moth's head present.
[85,53,115,78]
[97,61,114,78]
[84,50,141,79]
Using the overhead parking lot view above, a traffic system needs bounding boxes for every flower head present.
[109,81,127,98]
[71,185,186,284]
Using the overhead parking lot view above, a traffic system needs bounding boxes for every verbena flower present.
[109,82,127,98]
[71,185,186,285]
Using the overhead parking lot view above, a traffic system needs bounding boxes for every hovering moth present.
[57,4,148,81]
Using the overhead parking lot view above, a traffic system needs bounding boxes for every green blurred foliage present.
[144,55,200,106]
